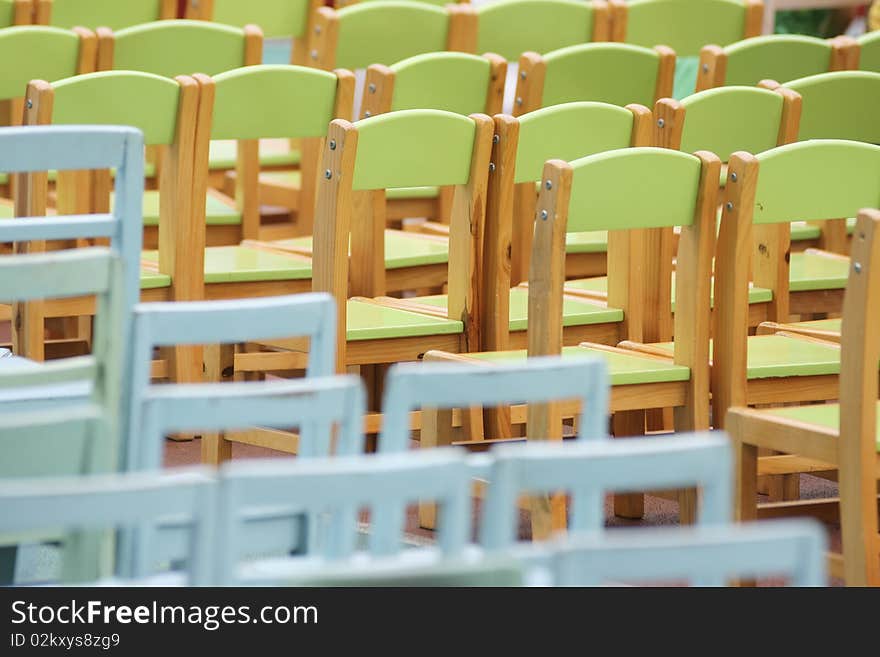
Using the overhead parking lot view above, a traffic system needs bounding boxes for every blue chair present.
[127,292,353,469]
[215,448,473,585]
[544,519,827,586]
[0,467,216,585]
[481,431,733,550]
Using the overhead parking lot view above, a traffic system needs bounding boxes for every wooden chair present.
[0,25,96,205]
[727,208,880,586]
[22,72,201,391]
[428,147,719,530]
[95,19,263,240]
[609,0,764,98]
[0,0,32,26]
[0,468,216,584]
[696,34,853,92]
[548,519,826,586]
[0,124,144,582]
[215,448,473,585]
[513,42,676,116]
[128,293,364,467]
[34,0,176,28]
[855,26,880,73]
[482,431,731,543]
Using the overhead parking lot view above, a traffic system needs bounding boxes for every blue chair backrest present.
[379,355,609,452]
[0,468,216,585]
[546,519,827,586]
[215,448,473,585]
[127,292,360,470]
[481,431,733,549]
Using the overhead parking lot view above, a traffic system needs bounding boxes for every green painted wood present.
[765,402,880,451]
[790,221,821,241]
[565,230,608,254]
[784,71,880,143]
[112,20,247,78]
[0,27,81,100]
[567,148,701,232]
[515,102,634,183]
[211,65,339,140]
[139,270,171,290]
[208,140,301,170]
[623,0,748,57]
[788,252,849,292]
[679,86,783,161]
[723,35,831,87]
[346,299,462,341]
[390,52,490,115]
[542,43,660,109]
[470,345,691,386]
[0,0,15,27]
[334,2,448,71]
[477,0,596,61]
[352,110,475,191]
[141,246,313,283]
[858,30,880,73]
[210,0,312,38]
[112,190,240,227]
[753,140,880,225]
[47,0,165,29]
[280,230,448,270]
[51,72,180,146]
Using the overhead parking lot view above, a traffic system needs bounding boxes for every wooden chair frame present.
[727,208,880,586]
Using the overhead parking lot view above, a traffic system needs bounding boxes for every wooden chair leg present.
[201,343,233,465]
[735,438,759,523]
[839,466,880,586]
[418,407,454,530]
[612,409,646,519]
[528,401,567,540]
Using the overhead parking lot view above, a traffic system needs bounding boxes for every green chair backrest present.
[0,26,84,101]
[42,0,172,30]
[752,140,880,225]
[388,52,492,114]
[477,0,600,61]
[514,102,637,184]
[783,71,880,143]
[566,147,701,232]
[621,0,751,56]
[108,20,258,78]
[858,29,880,73]
[333,2,449,70]
[210,65,340,140]
[539,42,666,108]
[722,34,832,87]
[51,71,182,146]
[351,109,476,191]
[206,0,312,38]
[678,86,782,161]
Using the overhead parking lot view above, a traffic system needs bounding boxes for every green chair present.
[34,0,177,29]
[609,0,764,98]
[94,19,263,245]
[696,34,851,92]
[0,0,30,26]
[856,28,880,73]
[514,42,676,116]
[0,25,96,207]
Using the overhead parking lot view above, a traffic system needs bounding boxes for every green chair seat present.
[413,287,623,332]
[565,230,608,254]
[115,190,242,227]
[346,299,462,341]
[259,170,440,202]
[650,334,841,379]
[140,269,171,290]
[469,345,690,386]
[0,202,12,218]
[565,274,773,308]
[760,402,880,451]
[790,221,822,242]
[789,251,849,291]
[141,246,312,284]
[208,140,301,170]
[780,318,842,333]
[277,230,448,270]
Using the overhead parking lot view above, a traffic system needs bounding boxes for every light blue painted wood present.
[0,468,216,585]
[380,355,610,453]
[215,448,473,585]
[127,292,347,470]
[481,431,733,550]
[545,520,827,586]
